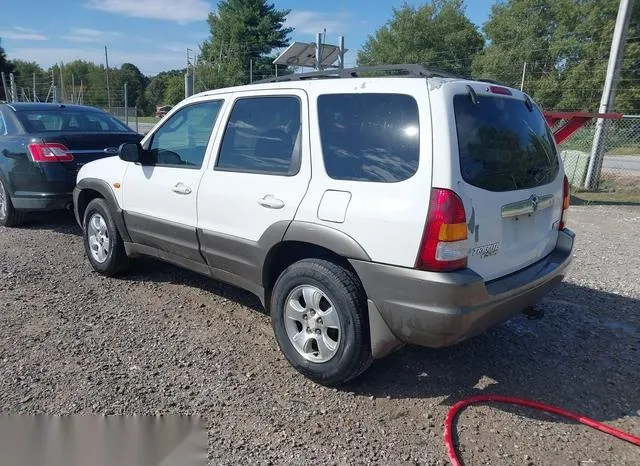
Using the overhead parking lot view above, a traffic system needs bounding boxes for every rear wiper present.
[466,85,478,105]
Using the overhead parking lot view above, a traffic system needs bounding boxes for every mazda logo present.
[530,195,539,212]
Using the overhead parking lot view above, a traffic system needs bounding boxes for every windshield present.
[17,109,132,133]
[453,94,559,192]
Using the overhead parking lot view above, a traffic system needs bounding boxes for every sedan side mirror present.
[118,143,143,163]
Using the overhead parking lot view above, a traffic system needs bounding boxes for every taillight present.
[27,143,74,163]
[416,188,468,272]
[559,175,570,230]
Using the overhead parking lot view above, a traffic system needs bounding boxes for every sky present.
[0,0,495,76]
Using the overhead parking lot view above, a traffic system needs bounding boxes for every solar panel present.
[273,41,348,68]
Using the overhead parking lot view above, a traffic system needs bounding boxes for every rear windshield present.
[453,94,559,192]
[17,110,131,133]
[318,93,419,182]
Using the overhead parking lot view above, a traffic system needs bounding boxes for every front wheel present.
[270,258,372,386]
[83,198,129,276]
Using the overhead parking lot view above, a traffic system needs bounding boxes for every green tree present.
[357,0,484,76]
[112,63,148,109]
[50,60,109,106]
[473,0,640,112]
[143,69,185,112]
[0,40,14,101]
[9,60,43,81]
[163,75,185,105]
[7,60,43,101]
[199,0,292,88]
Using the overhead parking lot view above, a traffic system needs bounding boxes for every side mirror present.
[118,142,142,163]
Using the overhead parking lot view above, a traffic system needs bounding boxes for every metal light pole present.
[315,33,323,71]
[585,0,635,190]
[105,46,112,112]
[124,82,129,126]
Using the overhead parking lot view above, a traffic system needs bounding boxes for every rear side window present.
[454,94,559,192]
[216,96,301,176]
[318,93,419,182]
[16,110,131,133]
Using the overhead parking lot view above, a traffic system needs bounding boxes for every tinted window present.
[16,110,131,133]
[318,94,419,182]
[216,97,301,175]
[148,101,223,169]
[0,113,6,134]
[454,94,559,192]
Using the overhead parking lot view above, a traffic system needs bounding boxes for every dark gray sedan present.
[0,102,142,226]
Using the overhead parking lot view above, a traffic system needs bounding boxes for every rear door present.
[196,90,310,279]
[431,82,564,281]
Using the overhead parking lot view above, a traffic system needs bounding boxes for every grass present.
[561,145,640,156]
[571,173,640,205]
[606,146,640,156]
[136,116,161,124]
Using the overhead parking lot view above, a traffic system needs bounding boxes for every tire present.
[0,177,26,227]
[82,198,129,276]
[271,258,373,386]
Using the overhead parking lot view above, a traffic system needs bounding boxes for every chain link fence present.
[559,115,640,202]
[107,106,140,133]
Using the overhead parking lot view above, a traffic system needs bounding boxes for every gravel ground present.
[1,205,639,465]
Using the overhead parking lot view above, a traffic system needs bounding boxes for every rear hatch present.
[437,82,564,281]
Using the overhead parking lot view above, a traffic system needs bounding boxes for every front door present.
[121,99,225,262]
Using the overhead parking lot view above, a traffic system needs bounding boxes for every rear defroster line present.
[445,394,640,466]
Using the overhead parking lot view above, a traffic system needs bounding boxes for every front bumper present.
[11,191,73,211]
[350,229,574,357]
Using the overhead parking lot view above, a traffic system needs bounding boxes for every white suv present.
[73,65,574,385]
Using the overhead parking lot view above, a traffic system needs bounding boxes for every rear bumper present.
[11,192,73,211]
[350,229,574,357]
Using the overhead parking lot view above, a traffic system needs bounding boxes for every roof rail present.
[256,64,462,83]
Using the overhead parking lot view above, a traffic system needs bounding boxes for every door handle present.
[172,183,192,195]
[257,194,285,209]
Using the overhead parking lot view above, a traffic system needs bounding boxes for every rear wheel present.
[0,178,25,227]
[83,198,129,276]
[270,258,372,386]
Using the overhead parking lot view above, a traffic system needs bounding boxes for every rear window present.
[17,110,131,133]
[453,94,559,192]
[318,93,419,182]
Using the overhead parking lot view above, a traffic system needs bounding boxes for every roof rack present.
[256,64,463,83]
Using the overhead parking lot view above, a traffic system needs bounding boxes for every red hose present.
[445,394,640,466]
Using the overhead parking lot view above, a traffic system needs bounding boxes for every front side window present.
[318,93,420,182]
[216,96,301,175]
[148,101,223,169]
